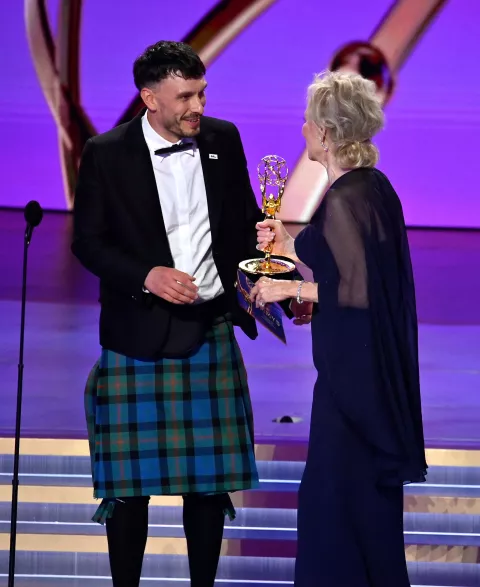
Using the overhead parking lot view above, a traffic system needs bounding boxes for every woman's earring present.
[320,140,329,152]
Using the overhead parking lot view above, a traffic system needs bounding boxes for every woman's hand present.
[250,277,296,308]
[256,219,297,260]
[290,299,314,325]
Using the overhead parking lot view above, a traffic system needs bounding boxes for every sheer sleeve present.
[322,192,368,309]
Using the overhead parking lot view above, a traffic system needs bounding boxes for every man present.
[72,41,265,587]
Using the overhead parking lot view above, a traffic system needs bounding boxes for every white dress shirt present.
[142,112,224,302]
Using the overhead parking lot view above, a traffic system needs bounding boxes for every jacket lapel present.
[123,112,171,257]
[196,125,223,244]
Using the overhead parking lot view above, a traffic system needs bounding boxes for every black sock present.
[105,496,150,587]
[183,493,229,587]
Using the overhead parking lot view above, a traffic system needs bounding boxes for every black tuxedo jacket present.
[72,112,265,359]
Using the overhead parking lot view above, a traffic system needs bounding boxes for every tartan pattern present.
[85,318,259,498]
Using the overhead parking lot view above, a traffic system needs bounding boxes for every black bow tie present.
[154,141,194,156]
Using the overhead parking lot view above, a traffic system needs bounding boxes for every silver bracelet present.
[296,280,305,304]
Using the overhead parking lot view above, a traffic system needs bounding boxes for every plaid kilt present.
[85,317,259,507]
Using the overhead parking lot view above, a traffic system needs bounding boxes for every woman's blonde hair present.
[306,70,384,168]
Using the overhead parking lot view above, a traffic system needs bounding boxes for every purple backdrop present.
[0,0,478,227]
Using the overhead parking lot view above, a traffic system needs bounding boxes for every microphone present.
[24,200,43,244]
[8,201,43,587]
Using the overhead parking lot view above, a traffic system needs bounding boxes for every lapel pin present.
[209,154,218,159]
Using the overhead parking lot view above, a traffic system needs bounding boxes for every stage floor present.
[0,210,479,449]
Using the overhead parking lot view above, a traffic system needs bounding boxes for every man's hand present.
[144,267,198,304]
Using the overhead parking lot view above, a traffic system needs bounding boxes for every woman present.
[250,71,427,586]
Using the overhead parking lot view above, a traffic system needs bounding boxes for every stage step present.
[1,449,480,585]
[1,552,480,586]
[3,454,480,487]
[2,503,480,551]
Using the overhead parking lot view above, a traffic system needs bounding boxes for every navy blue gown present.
[293,168,427,587]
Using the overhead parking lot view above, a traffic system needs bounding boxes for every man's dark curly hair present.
[133,41,206,90]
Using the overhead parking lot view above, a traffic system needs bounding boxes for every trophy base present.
[239,257,296,276]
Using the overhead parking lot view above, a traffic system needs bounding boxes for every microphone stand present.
[8,224,35,587]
